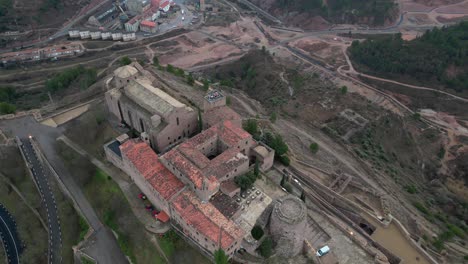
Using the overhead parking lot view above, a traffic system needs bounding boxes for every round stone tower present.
[269,195,307,258]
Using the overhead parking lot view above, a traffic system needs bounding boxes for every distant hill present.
[349,22,468,93]
[248,0,398,29]
[0,0,89,35]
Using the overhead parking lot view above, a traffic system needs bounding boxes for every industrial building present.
[104,64,275,259]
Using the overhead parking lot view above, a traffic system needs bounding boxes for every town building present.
[90,31,102,40]
[122,33,136,41]
[79,31,90,39]
[112,33,123,40]
[140,20,157,33]
[1,44,83,66]
[125,17,140,32]
[105,64,198,152]
[68,30,80,38]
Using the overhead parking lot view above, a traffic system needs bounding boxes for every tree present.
[264,132,288,157]
[226,96,231,106]
[187,74,195,86]
[203,79,209,91]
[300,189,306,202]
[234,171,256,190]
[243,119,258,136]
[280,173,286,186]
[283,182,292,192]
[279,155,290,166]
[251,225,264,240]
[259,236,273,258]
[254,160,260,177]
[309,142,319,154]
[153,56,159,66]
[340,85,348,94]
[214,249,228,264]
[119,56,131,66]
[197,108,203,132]
[166,64,175,73]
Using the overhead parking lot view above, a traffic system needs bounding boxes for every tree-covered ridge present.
[276,0,397,25]
[349,22,468,92]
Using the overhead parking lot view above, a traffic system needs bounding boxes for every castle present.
[104,64,274,258]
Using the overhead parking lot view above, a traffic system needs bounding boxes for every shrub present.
[186,74,195,86]
[279,155,290,166]
[0,102,15,114]
[264,132,288,157]
[166,64,175,73]
[413,202,431,216]
[152,56,159,66]
[243,119,258,136]
[309,142,319,154]
[251,226,264,240]
[214,249,228,264]
[269,112,277,123]
[404,185,418,194]
[259,237,273,258]
[234,171,257,190]
[340,85,348,94]
[119,56,131,66]
[202,79,210,91]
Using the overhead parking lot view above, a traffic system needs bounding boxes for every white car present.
[316,245,330,257]
[182,16,185,21]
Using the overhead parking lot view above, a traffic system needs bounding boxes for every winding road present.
[19,137,62,264]
[0,205,21,264]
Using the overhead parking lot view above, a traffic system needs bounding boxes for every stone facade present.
[105,65,198,153]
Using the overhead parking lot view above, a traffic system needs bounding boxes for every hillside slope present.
[248,0,399,28]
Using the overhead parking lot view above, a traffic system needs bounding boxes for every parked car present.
[316,245,330,257]
[138,193,147,200]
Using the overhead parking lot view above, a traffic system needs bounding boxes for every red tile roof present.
[120,139,184,200]
[140,20,156,28]
[157,211,170,223]
[163,148,208,189]
[171,190,244,250]
[204,106,241,127]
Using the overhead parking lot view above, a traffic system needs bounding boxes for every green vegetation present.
[153,56,159,66]
[214,249,229,264]
[78,215,90,241]
[45,65,97,93]
[413,202,432,216]
[41,0,61,11]
[340,85,348,94]
[234,171,258,190]
[0,102,15,114]
[166,64,175,73]
[278,155,290,166]
[269,112,277,123]
[243,119,259,137]
[226,96,232,106]
[56,143,166,263]
[186,73,195,86]
[0,0,12,17]
[81,256,96,264]
[309,142,319,154]
[0,147,48,263]
[404,185,418,194]
[437,146,446,159]
[276,0,396,25]
[251,225,264,240]
[349,22,468,92]
[254,160,260,178]
[263,131,290,165]
[258,236,273,258]
[159,229,179,257]
[202,79,210,91]
[119,56,132,66]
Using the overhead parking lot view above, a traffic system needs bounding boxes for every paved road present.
[19,137,62,264]
[0,205,21,264]
[0,116,128,264]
